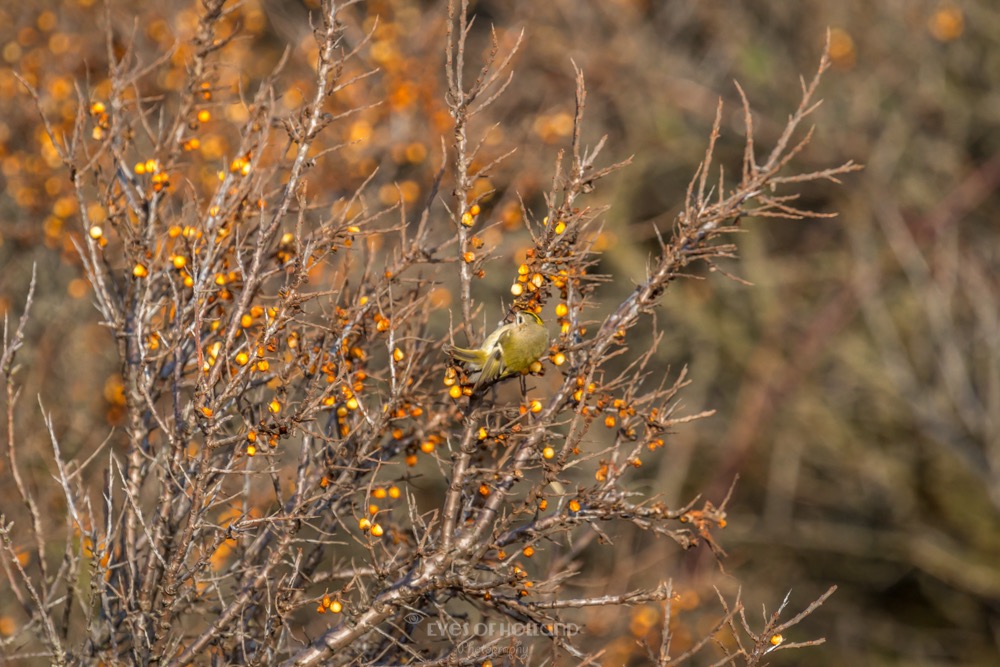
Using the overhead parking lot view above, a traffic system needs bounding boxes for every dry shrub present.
[2,1,858,664]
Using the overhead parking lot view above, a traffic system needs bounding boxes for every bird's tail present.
[444,345,482,366]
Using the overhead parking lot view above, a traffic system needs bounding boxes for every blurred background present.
[1,0,998,664]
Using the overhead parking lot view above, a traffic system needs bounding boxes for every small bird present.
[446,311,549,392]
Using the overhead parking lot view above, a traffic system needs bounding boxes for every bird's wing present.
[475,346,505,392]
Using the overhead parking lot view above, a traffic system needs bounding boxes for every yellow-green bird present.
[446,311,549,392]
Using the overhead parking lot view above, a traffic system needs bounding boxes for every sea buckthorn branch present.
[654,585,838,665]
[0,272,67,660]
[150,3,387,649]
[445,0,523,340]
[416,41,857,666]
